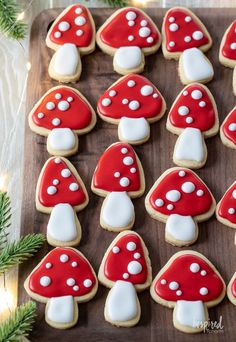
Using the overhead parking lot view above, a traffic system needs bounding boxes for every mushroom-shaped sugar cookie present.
[36,157,88,247]
[227,272,236,305]
[162,7,213,84]
[167,84,219,169]
[96,7,161,75]
[29,86,96,157]
[216,181,236,245]
[91,142,145,232]
[24,247,98,329]
[97,74,166,145]
[98,231,152,327]
[220,106,236,149]
[150,251,225,334]
[145,167,216,247]
[46,4,95,82]
[219,20,236,95]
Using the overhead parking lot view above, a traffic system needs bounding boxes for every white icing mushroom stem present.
[113,46,144,74]
[101,192,135,231]
[105,281,140,325]
[165,214,197,245]
[47,128,78,156]
[174,300,208,331]
[118,117,150,144]
[46,295,78,328]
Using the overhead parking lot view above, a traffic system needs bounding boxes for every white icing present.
[128,35,134,41]
[127,80,136,87]
[123,273,129,279]
[199,101,206,107]
[134,253,140,259]
[192,31,203,40]
[109,90,117,97]
[74,16,86,26]
[61,169,71,178]
[48,128,76,151]
[139,27,151,38]
[129,100,140,110]
[128,20,135,27]
[60,254,69,262]
[126,11,136,20]
[69,183,79,191]
[183,90,188,96]
[169,23,179,32]
[75,7,82,15]
[76,29,83,36]
[169,281,179,290]
[37,112,44,118]
[141,20,147,26]
[67,97,73,102]
[52,118,60,126]
[200,287,208,295]
[181,182,195,193]
[233,190,236,199]
[122,99,129,104]
[102,98,111,106]
[58,21,70,32]
[121,147,128,154]
[54,31,61,38]
[114,172,120,178]
[169,16,175,23]
[54,157,61,164]
[197,190,204,196]
[184,36,191,43]
[47,204,78,242]
[166,214,196,242]
[47,296,74,324]
[155,198,164,207]
[84,279,92,287]
[72,262,78,267]
[201,270,207,276]
[120,177,130,187]
[46,102,55,110]
[229,123,236,131]
[230,43,236,50]
[191,90,203,99]
[140,85,153,96]
[185,16,192,22]
[55,93,62,99]
[130,168,136,173]
[123,156,133,165]
[175,300,206,328]
[40,276,51,287]
[179,170,186,177]
[53,43,79,76]
[106,281,138,322]
[147,37,153,43]
[169,41,175,47]
[190,263,200,273]
[161,279,167,285]
[58,100,70,111]
[73,285,79,291]
[174,128,204,163]
[112,246,120,253]
[178,106,189,116]
[166,190,181,202]
[228,208,235,214]
[181,48,214,82]
[177,290,182,296]
[126,241,136,251]
[67,278,76,286]
[47,186,57,195]
[186,117,193,123]
[46,263,52,269]
[167,204,174,210]
[127,261,142,274]
[101,192,134,229]
[114,46,142,70]
[119,117,150,142]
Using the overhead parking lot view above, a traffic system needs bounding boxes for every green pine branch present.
[0,301,36,342]
[0,192,11,250]
[0,0,27,40]
[0,234,45,275]
[102,0,130,7]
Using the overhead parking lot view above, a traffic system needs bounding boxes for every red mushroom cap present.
[217,181,236,224]
[230,274,236,298]
[221,20,236,61]
[92,142,144,195]
[168,84,217,133]
[148,168,214,217]
[97,74,165,121]
[37,157,87,208]
[163,7,210,53]
[30,86,95,133]
[48,4,94,48]
[28,247,97,298]
[102,232,149,285]
[221,106,236,145]
[99,7,160,49]
[153,251,224,302]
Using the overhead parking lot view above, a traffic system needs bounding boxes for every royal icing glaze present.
[114,46,142,70]
[47,295,74,323]
[93,143,141,193]
[164,8,209,53]
[48,128,76,150]
[106,281,138,321]
[29,247,96,298]
[119,117,150,141]
[38,157,86,207]
[49,4,93,47]
[53,43,79,76]
[149,169,213,217]
[154,254,224,301]
[99,8,160,48]
[169,84,216,131]
[217,182,236,224]
[32,87,92,131]
[221,107,236,145]
[221,20,236,61]
[174,128,204,162]
[97,74,164,120]
[104,233,148,284]
[166,214,196,241]
[175,300,206,328]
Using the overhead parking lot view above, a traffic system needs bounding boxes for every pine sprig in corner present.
[0,301,37,342]
[0,192,11,250]
[102,0,130,7]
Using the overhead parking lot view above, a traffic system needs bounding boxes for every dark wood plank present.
[19,8,236,341]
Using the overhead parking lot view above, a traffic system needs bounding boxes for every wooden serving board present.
[19,8,236,341]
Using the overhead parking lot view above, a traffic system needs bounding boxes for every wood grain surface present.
[19,8,236,341]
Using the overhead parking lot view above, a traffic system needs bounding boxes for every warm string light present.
[0,287,14,319]
[26,61,31,71]
[132,0,149,7]
[17,12,25,21]
[0,174,9,192]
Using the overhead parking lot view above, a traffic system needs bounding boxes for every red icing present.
[93,142,141,193]
[149,169,213,217]
[169,84,216,132]
[164,8,209,53]
[100,8,160,48]
[97,74,164,120]
[222,107,236,145]
[104,233,148,284]
[38,157,86,207]
[32,87,92,131]
[49,4,93,47]
[154,253,224,301]
[29,247,96,298]
[221,20,236,60]
[231,276,236,298]
[217,182,236,224]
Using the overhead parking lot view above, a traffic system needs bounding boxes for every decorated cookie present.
[150,250,225,334]
[227,272,236,305]
[97,74,166,144]
[46,4,95,82]
[145,167,216,246]
[166,83,219,168]
[36,156,88,247]
[98,231,152,327]
[91,142,145,232]
[28,86,96,156]
[162,8,213,84]
[220,105,236,149]
[24,247,98,329]
[96,7,161,75]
